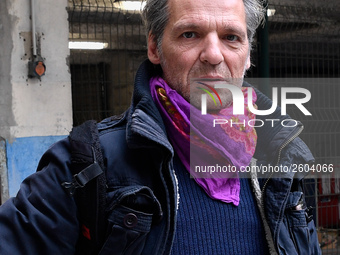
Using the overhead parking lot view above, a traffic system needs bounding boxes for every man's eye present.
[182,32,196,39]
[226,35,239,42]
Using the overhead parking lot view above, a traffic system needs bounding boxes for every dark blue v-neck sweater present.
[170,155,269,255]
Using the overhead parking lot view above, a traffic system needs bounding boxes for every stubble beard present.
[158,50,248,112]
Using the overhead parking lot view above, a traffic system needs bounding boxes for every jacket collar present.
[125,60,174,154]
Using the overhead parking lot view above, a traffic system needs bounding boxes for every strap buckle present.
[62,162,103,196]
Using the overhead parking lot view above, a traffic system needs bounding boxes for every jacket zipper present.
[260,125,304,252]
[153,152,178,255]
[261,125,304,195]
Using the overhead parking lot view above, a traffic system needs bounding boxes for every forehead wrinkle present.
[172,21,201,33]
[172,15,224,34]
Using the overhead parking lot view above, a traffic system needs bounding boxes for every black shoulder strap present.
[62,120,107,254]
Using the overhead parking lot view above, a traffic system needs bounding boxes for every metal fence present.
[262,3,340,253]
[68,1,340,253]
[68,0,147,125]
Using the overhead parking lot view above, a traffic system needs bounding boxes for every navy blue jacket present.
[0,60,321,254]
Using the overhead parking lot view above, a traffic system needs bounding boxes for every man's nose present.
[199,34,224,65]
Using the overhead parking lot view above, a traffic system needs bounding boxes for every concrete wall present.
[0,0,72,202]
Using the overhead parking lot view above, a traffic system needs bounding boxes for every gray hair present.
[141,0,266,47]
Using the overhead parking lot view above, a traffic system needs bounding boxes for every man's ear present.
[147,33,161,64]
[246,55,251,70]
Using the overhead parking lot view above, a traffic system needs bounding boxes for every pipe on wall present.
[31,0,37,57]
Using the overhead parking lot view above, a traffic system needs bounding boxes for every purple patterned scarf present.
[150,77,257,206]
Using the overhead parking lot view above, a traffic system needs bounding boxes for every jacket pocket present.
[99,185,162,255]
[278,191,320,255]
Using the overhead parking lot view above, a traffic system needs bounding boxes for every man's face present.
[148,0,250,110]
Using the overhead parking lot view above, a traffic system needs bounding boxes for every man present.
[0,0,321,254]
